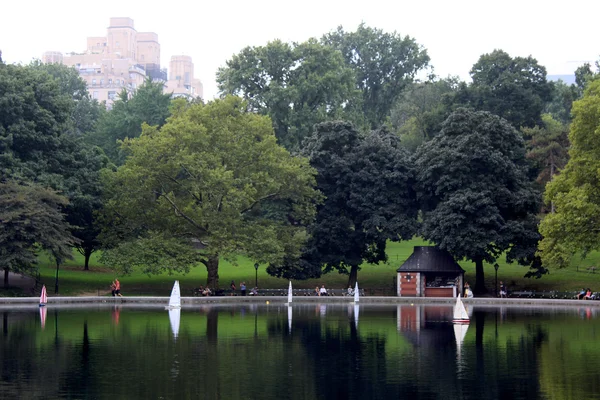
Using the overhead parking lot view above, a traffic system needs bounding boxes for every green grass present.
[8,238,600,296]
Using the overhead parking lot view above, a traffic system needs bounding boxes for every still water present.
[1,303,600,400]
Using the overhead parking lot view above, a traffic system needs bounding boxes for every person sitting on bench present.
[577,288,586,300]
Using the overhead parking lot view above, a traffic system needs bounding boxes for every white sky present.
[1,0,597,100]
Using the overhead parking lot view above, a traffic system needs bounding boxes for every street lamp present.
[494,263,499,297]
[254,263,259,288]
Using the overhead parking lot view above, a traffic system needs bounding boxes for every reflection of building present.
[42,17,203,107]
[397,246,465,297]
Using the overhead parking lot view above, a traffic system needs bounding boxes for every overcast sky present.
[2,0,597,99]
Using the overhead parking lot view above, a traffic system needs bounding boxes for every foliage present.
[217,39,358,151]
[539,79,600,268]
[391,77,460,143]
[100,96,320,288]
[0,181,77,285]
[323,23,431,129]
[544,80,579,124]
[413,108,542,293]
[0,62,72,182]
[522,114,570,201]
[282,121,418,286]
[462,49,553,129]
[86,78,172,164]
[29,60,104,136]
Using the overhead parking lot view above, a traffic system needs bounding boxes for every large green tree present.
[0,181,76,287]
[296,121,418,286]
[217,39,358,151]
[539,79,600,268]
[100,96,320,288]
[322,23,430,129]
[462,49,552,129]
[414,108,541,294]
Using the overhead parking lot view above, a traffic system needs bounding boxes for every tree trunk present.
[54,260,60,294]
[347,265,358,288]
[3,268,8,288]
[474,258,487,295]
[206,255,220,289]
[83,248,93,271]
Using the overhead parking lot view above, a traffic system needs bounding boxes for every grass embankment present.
[6,238,600,296]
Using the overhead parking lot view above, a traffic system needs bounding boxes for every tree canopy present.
[100,96,320,288]
[462,49,552,129]
[217,39,358,151]
[0,181,77,286]
[86,78,172,164]
[274,121,418,286]
[414,108,541,293]
[323,23,430,129]
[539,79,600,268]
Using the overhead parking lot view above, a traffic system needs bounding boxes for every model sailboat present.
[287,281,293,304]
[452,296,470,324]
[39,285,47,307]
[166,280,181,309]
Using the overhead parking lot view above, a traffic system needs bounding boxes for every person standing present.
[114,279,122,297]
[110,280,117,297]
[230,280,236,296]
[240,282,247,296]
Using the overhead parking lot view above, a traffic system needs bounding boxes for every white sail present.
[39,285,47,306]
[453,296,469,321]
[168,280,181,309]
[169,308,181,339]
[287,304,292,333]
[287,281,293,304]
[354,282,360,303]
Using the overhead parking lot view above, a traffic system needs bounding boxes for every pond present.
[1,303,600,400]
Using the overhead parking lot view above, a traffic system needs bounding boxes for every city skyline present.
[2,0,598,100]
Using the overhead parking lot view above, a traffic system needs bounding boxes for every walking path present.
[3,272,36,292]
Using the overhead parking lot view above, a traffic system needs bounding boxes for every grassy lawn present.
[5,238,600,296]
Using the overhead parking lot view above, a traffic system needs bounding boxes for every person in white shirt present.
[319,285,328,296]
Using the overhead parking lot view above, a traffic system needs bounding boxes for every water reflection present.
[0,304,599,400]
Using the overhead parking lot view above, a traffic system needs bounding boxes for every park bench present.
[586,266,597,273]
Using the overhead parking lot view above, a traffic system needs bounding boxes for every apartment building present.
[42,17,203,107]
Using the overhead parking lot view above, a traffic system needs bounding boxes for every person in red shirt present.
[114,279,122,297]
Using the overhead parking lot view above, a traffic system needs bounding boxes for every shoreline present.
[1,296,599,308]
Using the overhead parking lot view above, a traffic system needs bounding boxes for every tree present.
[544,80,579,125]
[464,49,552,129]
[100,96,320,288]
[86,78,172,164]
[323,23,430,128]
[522,114,570,213]
[0,181,77,287]
[391,77,460,148]
[295,121,418,286]
[539,79,600,268]
[217,39,358,151]
[413,108,541,294]
[0,63,72,182]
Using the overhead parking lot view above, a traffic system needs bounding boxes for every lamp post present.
[254,263,259,288]
[494,263,499,297]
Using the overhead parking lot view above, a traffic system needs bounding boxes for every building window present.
[108,91,116,100]
[92,79,96,86]
[93,91,99,99]
[108,79,112,85]
[100,79,104,85]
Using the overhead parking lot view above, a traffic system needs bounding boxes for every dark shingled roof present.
[397,246,465,273]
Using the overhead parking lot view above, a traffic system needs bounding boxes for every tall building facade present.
[42,17,203,107]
